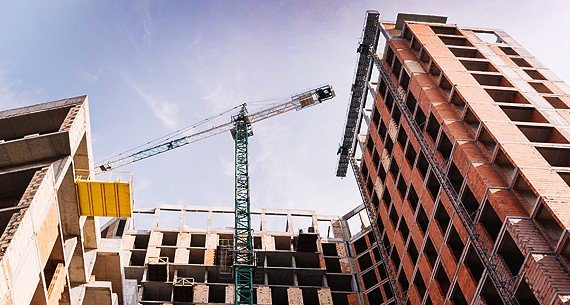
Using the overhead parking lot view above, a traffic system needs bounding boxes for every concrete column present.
[174,249,189,264]
[318,288,333,305]
[287,287,303,305]
[148,231,163,247]
[193,284,209,303]
[263,235,275,251]
[256,286,272,305]
[225,285,234,304]
[205,233,219,249]
[340,257,351,273]
[144,247,161,264]
[204,249,215,266]
[122,234,136,250]
[336,243,348,257]
[177,233,190,248]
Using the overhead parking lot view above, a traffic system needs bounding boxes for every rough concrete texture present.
[192,284,208,303]
[287,287,303,305]
[256,286,272,305]
[318,288,333,305]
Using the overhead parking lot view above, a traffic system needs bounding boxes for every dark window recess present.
[367,288,383,305]
[392,106,402,124]
[544,96,569,109]
[378,263,387,279]
[447,226,465,262]
[389,207,399,228]
[497,232,525,276]
[372,149,380,168]
[448,46,483,58]
[361,162,368,179]
[366,178,373,195]
[362,269,379,290]
[517,125,569,144]
[383,281,394,299]
[450,91,466,112]
[435,264,451,296]
[393,58,402,80]
[481,278,505,305]
[372,108,381,127]
[366,136,374,154]
[406,93,417,113]
[478,127,497,155]
[431,26,461,35]
[417,152,429,178]
[429,61,441,76]
[434,203,450,234]
[416,205,429,234]
[440,75,452,93]
[353,236,368,255]
[511,57,531,68]
[464,246,484,283]
[513,174,538,211]
[372,192,380,209]
[368,231,376,244]
[385,47,395,66]
[535,204,564,246]
[499,105,547,123]
[495,149,516,184]
[424,237,437,267]
[464,107,480,137]
[397,128,408,149]
[385,92,394,112]
[398,271,409,292]
[480,201,502,243]
[499,46,519,56]
[437,133,453,160]
[426,114,440,141]
[377,217,385,233]
[400,72,410,92]
[378,166,387,183]
[515,279,540,305]
[447,163,464,194]
[389,159,399,179]
[385,137,394,156]
[485,88,529,104]
[373,247,381,263]
[382,189,392,211]
[414,108,427,129]
[451,286,469,305]
[461,186,480,221]
[358,252,374,271]
[398,218,410,241]
[379,79,387,99]
[404,144,417,166]
[390,248,401,269]
[413,274,427,299]
[536,146,570,167]
[439,35,472,47]
[407,240,419,265]
[523,69,546,81]
[382,234,390,250]
[472,73,513,87]
[407,185,419,212]
[378,120,388,140]
[396,177,408,198]
[322,243,338,256]
[426,171,441,200]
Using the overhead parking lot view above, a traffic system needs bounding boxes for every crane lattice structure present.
[98,85,335,304]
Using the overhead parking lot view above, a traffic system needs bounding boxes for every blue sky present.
[1,1,569,219]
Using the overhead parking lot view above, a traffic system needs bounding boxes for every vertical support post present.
[233,105,254,305]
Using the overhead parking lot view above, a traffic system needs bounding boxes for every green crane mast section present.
[98,85,336,304]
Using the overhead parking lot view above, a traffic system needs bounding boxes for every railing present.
[373,53,519,305]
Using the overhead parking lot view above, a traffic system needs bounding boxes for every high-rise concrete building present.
[0,97,126,305]
[104,205,367,305]
[338,11,570,305]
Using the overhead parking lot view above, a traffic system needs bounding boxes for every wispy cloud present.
[186,34,202,50]
[79,66,102,84]
[201,70,247,113]
[135,0,153,45]
[124,74,181,131]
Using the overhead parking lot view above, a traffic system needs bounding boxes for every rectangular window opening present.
[485,88,530,104]
[479,200,502,243]
[536,146,570,167]
[472,73,513,87]
[417,205,429,234]
[434,202,450,234]
[497,232,524,276]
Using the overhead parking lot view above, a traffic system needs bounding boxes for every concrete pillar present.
[287,287,303,305]
[225,285,234,304]
[148,232,163,247]
[174,249,189,264]
[144,247,161,264]
[121,234,136,250]
[193,284,209,303]
[177,233,190,248]
[256,286,272,305]
[205,233,219,249]
[318,288,333,305]
[83,217,100,250]
[340,258,351,273]
[204,249,215,266]
[263,235,275,251]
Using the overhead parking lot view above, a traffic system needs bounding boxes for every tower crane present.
[98,84,335,305]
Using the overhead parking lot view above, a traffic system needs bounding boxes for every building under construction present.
[1,9,569,305]
[338,10,570,305]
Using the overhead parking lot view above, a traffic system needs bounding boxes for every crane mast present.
[97,85,335,305]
